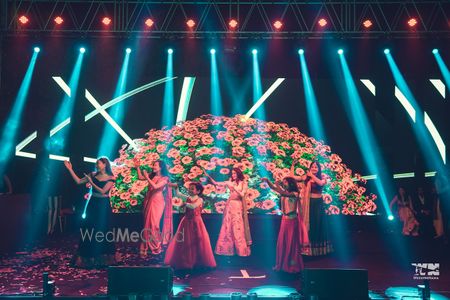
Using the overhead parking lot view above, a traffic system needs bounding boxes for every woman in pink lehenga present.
[390,186,419,236]
[204,168,251,257]
[262,177,308,273]
[164,182,216,270]
[135,159,173,257]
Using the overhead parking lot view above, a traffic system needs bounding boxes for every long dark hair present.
[231,168,245,183]
[308,160,322,181]
[96,157,113,176]
[284,177,299,193]
[151,160,169,178]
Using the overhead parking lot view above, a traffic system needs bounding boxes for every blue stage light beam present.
[433,49,450,97]
[299,50,326,142]
[338,52,393,219]
[46,51,85,154]
[27,50,86,246]
[162,48,174,127]
[0,49,39,175]
[252,49,265,120]
[210,47,223,116]
[385,51,446,169]
[98,49,131,158]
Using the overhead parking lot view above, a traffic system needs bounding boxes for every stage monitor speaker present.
[302,268,368,300]
[108,266,173,296]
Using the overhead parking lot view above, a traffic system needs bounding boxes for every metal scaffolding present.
[1,0,449,39]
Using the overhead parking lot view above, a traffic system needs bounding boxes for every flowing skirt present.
[141,192,165,255]
[274,217,304,273]
[215,200,251,256]
[303,197,333,256]
[164,215,216,269]
[75,196,115,266]
[398,206,419,236]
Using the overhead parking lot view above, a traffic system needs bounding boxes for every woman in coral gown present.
[389,186,419,236]
[262,176,307,273]
[204,168,251,257]
[164,182,216,269]
[135,159,173,257]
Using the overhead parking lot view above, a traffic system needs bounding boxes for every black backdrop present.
[1,36,449,197]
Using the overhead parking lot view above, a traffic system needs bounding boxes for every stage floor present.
[0,234,449,299]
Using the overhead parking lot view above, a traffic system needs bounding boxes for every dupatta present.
[241,189,253,246]
[161,185,173,245]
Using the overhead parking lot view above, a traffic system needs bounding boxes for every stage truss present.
[1,0,449,39]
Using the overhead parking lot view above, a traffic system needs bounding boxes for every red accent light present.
[19,15,29,24]
[408,18,418,27]
[186,19,195,28]
[54,16,64,25]
[102,17,112,26]
[318,18,327,27]
[229,19,238,29]
[273,20,283,30]
[363,19,372,28]
[145,18,154,28]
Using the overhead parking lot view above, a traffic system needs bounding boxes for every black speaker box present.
[108,266,173,296]
[302,268,368,300]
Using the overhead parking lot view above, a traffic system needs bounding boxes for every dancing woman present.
[291,160,333,256]
[164,182,216,269]
[262,177,307,273]
[135,159,173,257]
[204,168,251,256]
[64,157,116,268]
[389,186,419,236]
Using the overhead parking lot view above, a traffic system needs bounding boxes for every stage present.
[0,212,449,299]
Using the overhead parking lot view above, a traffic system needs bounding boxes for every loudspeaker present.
[302,268,368,300]
[108,266,173,296]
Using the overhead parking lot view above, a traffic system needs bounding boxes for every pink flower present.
[261,199,276,210]
[220,168,230,175]
[172,197,183,207]
[215,201,226,213]
[323,194,333,204]
[181,156,193,165]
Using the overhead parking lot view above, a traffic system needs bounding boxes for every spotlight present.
[102,17,112,26]
[186,19,195,28]
[80,47,86,53]
[318,18,327,27]
[384,48,390,54]
[54,16,64,25]
[337,49,344,55]
[19,15,29,24]
[388,215,394,221]
[34,47,40,53]
[273,20,283,30]
[229,19,238,30]
[210,49,216,54]
[82,213,86,219]
[432,49,438,54]
[145,18,154,28]
[168,48,173,54]
[298,49,304,55]
[408,18,417,27]
[126,48,131,54]
[252,49,257,55]
[363,19,372,28]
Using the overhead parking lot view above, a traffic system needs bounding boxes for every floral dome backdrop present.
[109,115,377,215]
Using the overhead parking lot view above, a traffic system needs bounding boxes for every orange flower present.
[246,188,260,201]
[169,165,185,174]
[173,139,187,147]
[172,197,184,207]
[203,184,215,195]
[156,144,167,153]
[181,156,193,165]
